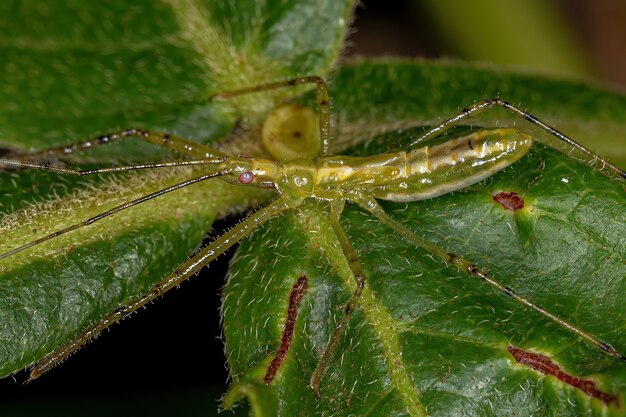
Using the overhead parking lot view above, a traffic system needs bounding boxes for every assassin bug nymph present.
[1,76,624,406]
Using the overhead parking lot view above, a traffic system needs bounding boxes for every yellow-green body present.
[223,128,532,203]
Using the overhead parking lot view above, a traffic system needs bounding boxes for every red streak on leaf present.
[264,275,308,384]
[493,191,524,211]
[508,346,619,407]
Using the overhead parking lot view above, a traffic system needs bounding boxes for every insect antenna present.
[0,157,225,175]
[0,169,230,260]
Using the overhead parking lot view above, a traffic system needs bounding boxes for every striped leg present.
[10,128,225,161]
[407,98,625,179]
[212,76,331,156]
[353,195,626,362]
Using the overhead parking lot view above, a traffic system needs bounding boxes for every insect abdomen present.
[373,128,533,202]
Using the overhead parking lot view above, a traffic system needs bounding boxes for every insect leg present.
[213,76,331,156]
[353,196,626,362]
[310,200,367,400]
[11,128,226,161]
[407,98,625,179]
[0,170,228,260]
[26,194,300,382]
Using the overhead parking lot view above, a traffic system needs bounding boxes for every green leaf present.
[0,0,353,155]
[221,381,278,417]
[0,0,354,378]
[1,3,626,417]
[222,63,626,415]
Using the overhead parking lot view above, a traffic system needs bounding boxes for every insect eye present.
[238,171,255,184]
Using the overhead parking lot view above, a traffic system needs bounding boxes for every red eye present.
[238,171,254,184]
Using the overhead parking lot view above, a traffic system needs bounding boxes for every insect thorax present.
[278,159,317,198]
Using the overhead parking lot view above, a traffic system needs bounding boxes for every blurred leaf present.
[421,0,591,77]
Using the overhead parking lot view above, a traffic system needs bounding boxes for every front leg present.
[11,128,225,161]
[26,195,298,382]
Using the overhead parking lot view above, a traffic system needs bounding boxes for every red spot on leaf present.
[264,275,308,384]
[440,365,452,384]
[508,346,619,407]
[493,192,524,211]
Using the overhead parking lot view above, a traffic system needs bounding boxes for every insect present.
[1,76,625,412]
